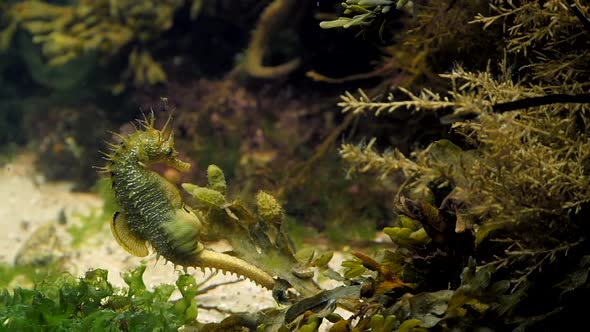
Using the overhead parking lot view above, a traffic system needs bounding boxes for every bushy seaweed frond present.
[336,1,590,326]
[341,138,423,178]
[472,0,590,83]
[342,57,590,235]
[338,87,458,115]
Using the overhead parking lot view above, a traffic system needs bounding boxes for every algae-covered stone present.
[14,222,64,267]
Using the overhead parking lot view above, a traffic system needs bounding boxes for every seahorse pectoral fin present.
[111,211,149,257]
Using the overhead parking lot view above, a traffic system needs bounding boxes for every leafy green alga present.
[0,265,199,331]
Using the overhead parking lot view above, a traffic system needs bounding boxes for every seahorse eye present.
[166,147,173,156]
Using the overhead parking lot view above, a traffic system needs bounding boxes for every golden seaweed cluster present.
[473,0,590,84]
[341,59,589,270]
[327,0,590,330]
[0,0,183,91]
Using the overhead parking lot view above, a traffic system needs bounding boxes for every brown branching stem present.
[197,278,244,295]
[280,111,356,196]
[492,93,590,113]
[565,0,590,33]
[242,0,302,78]
[479,238,584,290]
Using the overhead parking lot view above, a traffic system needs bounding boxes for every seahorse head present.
[136,114,191,172]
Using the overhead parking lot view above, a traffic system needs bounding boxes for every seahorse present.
[100,114,275,290]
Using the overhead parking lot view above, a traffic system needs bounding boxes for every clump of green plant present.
[0,265,198,331]
[319,0,406,30]
[0,262,63,290]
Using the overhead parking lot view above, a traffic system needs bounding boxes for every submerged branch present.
[565,0,590,33]
[492,93,590,113]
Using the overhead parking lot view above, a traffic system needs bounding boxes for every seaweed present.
[0,0,183,91]
[322,0,590,330]
[0,265,198,331]
[3,0,590,330]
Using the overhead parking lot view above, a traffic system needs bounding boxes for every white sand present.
[0,153,276,322]
[0,153,351,330]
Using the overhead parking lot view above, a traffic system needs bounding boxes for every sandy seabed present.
[0,153,349,330]
[0,153,276,323]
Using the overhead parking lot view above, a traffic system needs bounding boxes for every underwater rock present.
[14,222,65,267]
[1,0,183,90]
[32,106,110,190]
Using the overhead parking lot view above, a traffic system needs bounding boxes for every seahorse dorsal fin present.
[111,211,149,257]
